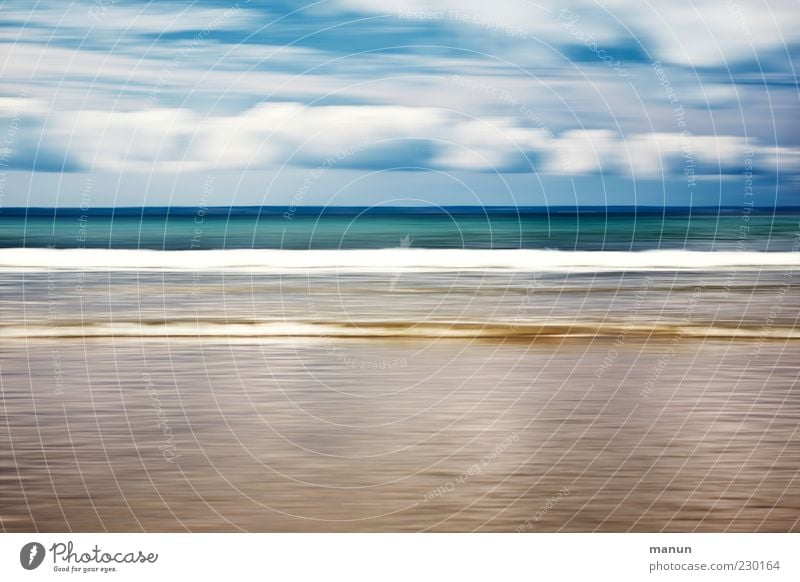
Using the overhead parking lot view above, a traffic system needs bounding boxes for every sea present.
[1,207,799,532]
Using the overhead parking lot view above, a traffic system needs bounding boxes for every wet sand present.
[1,270,798,531]
[1,337,798,531]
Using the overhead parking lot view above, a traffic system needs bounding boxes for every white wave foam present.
[1,248,798,272]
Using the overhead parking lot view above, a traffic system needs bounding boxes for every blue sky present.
[0,0,798,207]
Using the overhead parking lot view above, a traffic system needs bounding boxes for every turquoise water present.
[1,208,798,250]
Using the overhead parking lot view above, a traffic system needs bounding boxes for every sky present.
[0,0,798,207]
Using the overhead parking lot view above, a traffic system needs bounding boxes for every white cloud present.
[47,103,540,172]
[606,0,799,67]
[337,0,800,67]
[337,0,621,44]
[9,0,794,70]
[551,130,797,177]
[10,101,788,178]
[1,1,258,35]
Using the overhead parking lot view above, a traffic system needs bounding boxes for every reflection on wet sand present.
[2,338,798,532]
